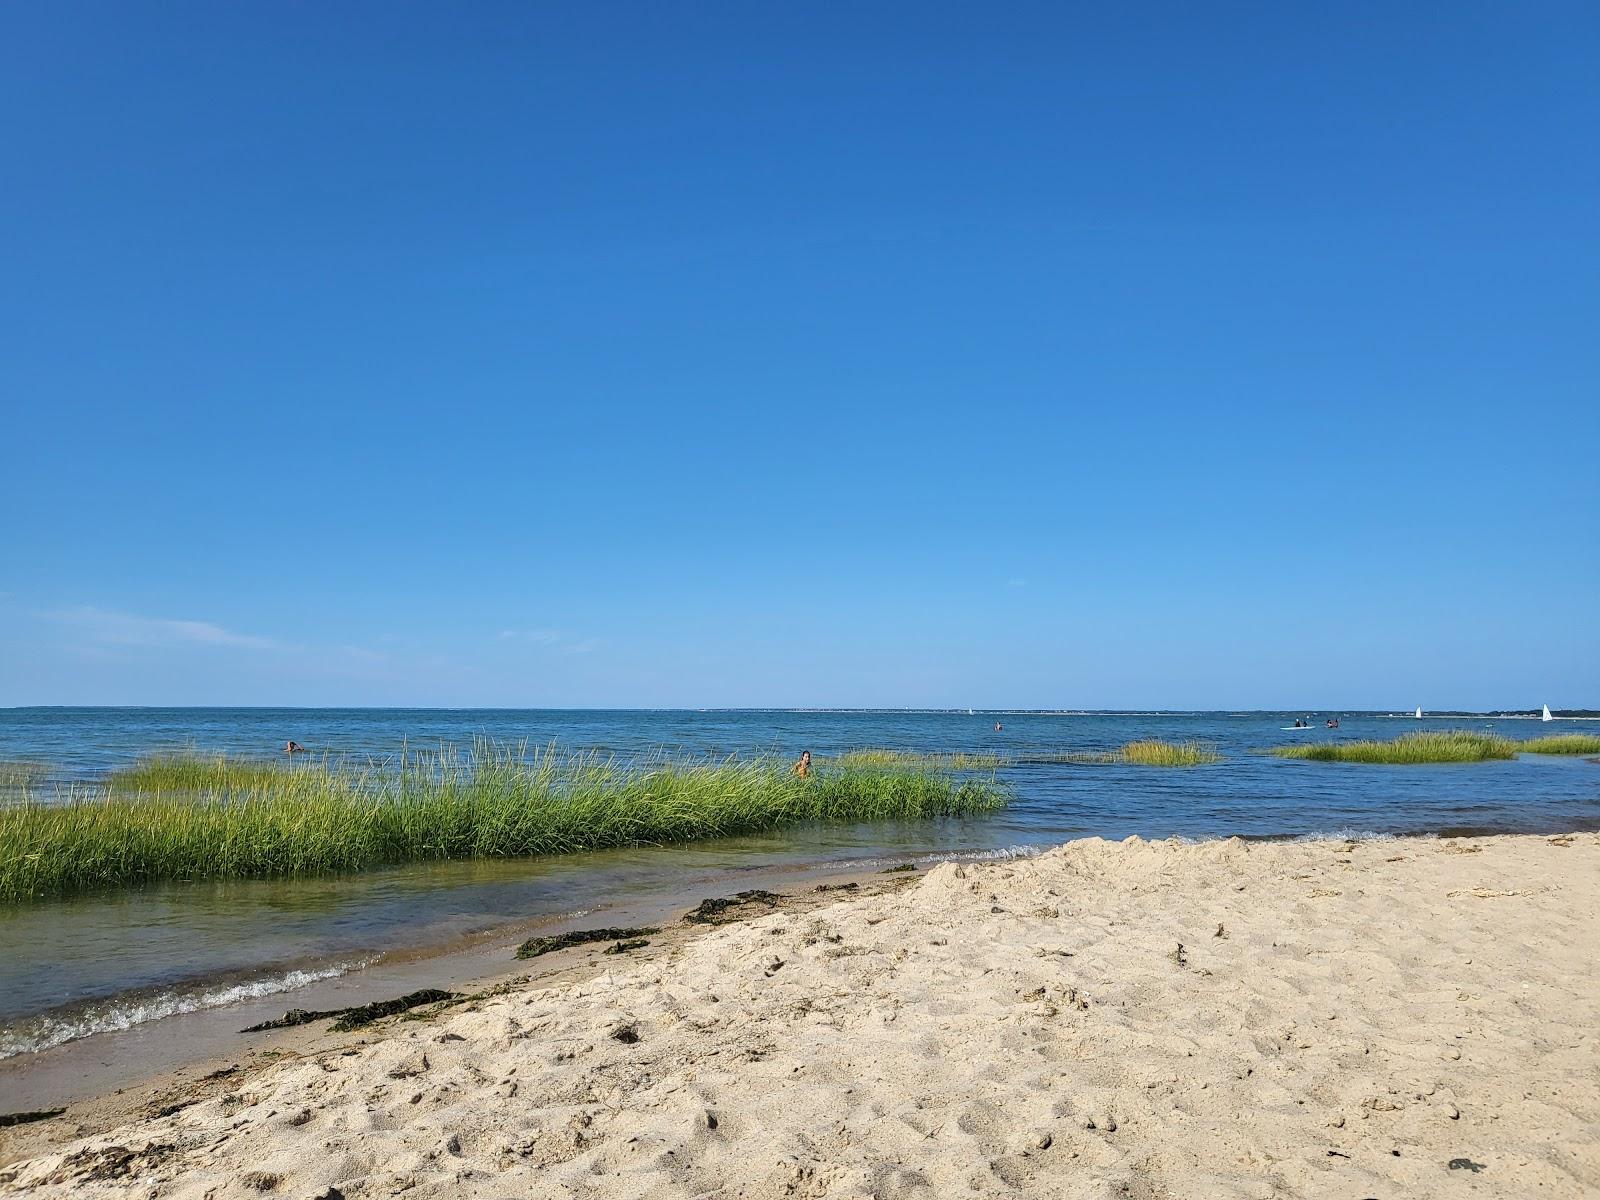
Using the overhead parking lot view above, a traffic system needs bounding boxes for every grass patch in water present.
[0,744,1007,903]
[834,749,1007,770]
[1108,739,1223,766]
[834,743,1219,767]
[1272,730,1516,763]
[107,754,309,792]
[1515,734,1600,755]
[1064,740,1224,766]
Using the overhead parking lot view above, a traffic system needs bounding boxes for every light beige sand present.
[3,832,1597,1198]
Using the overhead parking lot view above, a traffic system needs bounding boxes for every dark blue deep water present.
[2,707,1596,1060]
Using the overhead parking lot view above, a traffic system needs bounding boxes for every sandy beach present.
[3,832,1596,1198]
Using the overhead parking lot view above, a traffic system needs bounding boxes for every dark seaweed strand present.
[515,926,661,960]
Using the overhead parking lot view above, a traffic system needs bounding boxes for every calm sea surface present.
[2,707,1596,1061]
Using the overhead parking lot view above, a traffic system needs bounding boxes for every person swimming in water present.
[793,750,812,779]
[994,721,1003,732]
[284,740,305,754]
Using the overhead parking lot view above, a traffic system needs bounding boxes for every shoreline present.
[0,853,934,1118]
[4,831,1597,1196]
[5,816,1600,1105]
[0,862,927,1171]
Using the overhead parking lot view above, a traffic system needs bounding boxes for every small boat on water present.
[1415,706,1424,719]
[1542,704,1554,722]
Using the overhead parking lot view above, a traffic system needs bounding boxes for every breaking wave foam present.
[849,845,1045,871]
[0,961,366,1060]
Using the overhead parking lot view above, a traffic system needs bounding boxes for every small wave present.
[940,845,1046,862]
[847,845,1045,871]
[1289,828,1400,843]
[0,960,366,1060]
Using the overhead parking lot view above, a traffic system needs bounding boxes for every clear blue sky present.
[3,2,1596,709]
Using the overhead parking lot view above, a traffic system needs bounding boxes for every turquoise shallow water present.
[1,707,1596,1060]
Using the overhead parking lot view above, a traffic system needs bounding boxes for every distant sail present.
[1415,706,1423,719]
[1542,704,1554,722]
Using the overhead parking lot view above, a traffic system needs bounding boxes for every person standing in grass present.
[793,750,812,778]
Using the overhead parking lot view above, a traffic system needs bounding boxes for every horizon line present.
[3,704,1594,716]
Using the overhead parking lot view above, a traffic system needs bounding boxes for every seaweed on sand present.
[240,988,457,1033]
[515,926,660,959]
[683,890,784,924]
[0,1107,66,1128]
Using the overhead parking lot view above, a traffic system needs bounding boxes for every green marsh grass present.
[1514,734,1600,755]
[833,749,1007,770]
[0,744,1007,903]
[107,753,314,793]
[0,762,48,791]
[1060,740,1223,766]
[833,742,1220,768]
[1272,730,1516,764]
[1104,739,1224,766]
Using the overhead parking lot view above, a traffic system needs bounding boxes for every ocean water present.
[2,707,1596,1061]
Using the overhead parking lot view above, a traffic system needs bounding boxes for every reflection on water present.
[2,708,1597,1054]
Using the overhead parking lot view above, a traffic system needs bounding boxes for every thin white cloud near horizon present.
[498,629,599,655]
[498,628,564,644]
[48,606,286,651]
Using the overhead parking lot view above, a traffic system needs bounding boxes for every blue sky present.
[2,2,1596,709]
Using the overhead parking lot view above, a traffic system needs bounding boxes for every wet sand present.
[3,833,1597,1198]
[0,856,896,1114]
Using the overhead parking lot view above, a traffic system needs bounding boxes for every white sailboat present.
[1415,706,1423,719]
[1542,704,1554,722]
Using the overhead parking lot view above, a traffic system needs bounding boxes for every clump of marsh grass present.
[833,749,1007,770]
[1272,730,1515,764]
[1111,739,1224,766]
[1515,734,1600,755]
[0,743,1007,903]
[107,754,312,793]
[1068,740,1222,767]
[832,743,1221,768]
